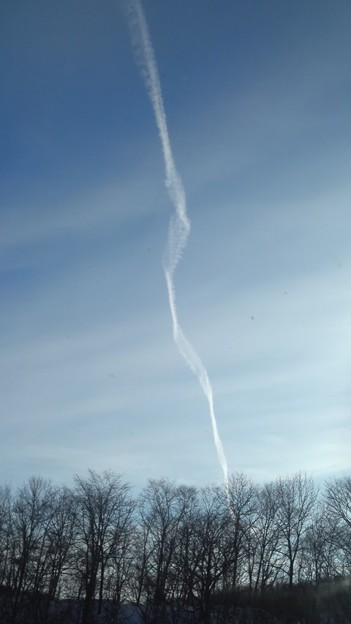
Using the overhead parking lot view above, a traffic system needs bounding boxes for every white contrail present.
[125,0,229,486]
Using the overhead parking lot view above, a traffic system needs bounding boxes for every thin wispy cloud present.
[126,0,229,483]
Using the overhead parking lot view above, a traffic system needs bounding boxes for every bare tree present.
[0,483,14,623]
[248,481,281,592]
[274,472,317,587]
[301,505,341,583]
[188,485,231,624]
[73,470,134,624]
[134,478,191,623]
[43,487,78,601]
[225,473,258,590]
[11,476,55,622]
[0,485,13,590]
[169,484,199,612]
[324,476,351,577]
[325,477,351,530]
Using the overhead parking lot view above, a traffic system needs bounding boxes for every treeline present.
[0,470,351,623]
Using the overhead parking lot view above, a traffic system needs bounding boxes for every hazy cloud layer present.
[1,0,351,487]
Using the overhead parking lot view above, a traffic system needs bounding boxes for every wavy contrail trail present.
[126,0,229,486]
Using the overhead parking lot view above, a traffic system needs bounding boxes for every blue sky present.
[1,0,351,489]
